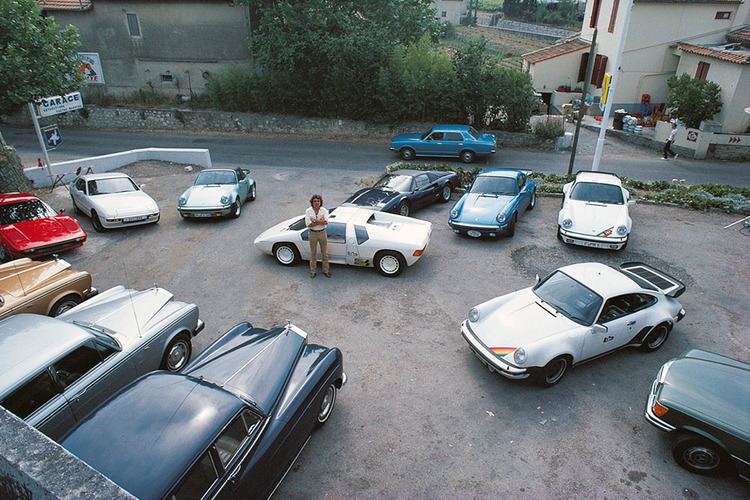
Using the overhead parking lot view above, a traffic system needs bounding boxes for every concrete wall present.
[433,0,468,24]
[527,49,589,92]
[47,0,252,96]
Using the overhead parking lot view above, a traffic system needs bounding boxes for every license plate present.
[467,230,482,238]
[123,216,147,222]
[192,213,211,218]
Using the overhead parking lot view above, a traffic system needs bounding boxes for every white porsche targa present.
[558,171,634,250]
[254,206,432,277]
[461,262,686,387]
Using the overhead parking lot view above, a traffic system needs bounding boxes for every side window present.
[87,180,99,196]
[444,132,463,141]
[289,217,306,231]
[326,222,346,242]
[354,225,369,244]
[169,451,218,500]
[215,410,260,467]
[414,174,429,190]
[234,169,245,181]
[92,340,118,360]
[0,369,60,419]
[426,172,440,182]
[75,178,85,192]
[630,294,658,312]
[53,342,104,389]
[598,296,630,323]
[518,175,526,189]
[428,132,444,141]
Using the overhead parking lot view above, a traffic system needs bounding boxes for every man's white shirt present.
[305,206,329,231]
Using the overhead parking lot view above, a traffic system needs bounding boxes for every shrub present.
[533,117,565,139]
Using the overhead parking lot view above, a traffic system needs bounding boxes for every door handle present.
[229,464,241,482]
[626,320,636,326]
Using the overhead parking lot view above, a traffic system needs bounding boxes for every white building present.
[433,0,470,25]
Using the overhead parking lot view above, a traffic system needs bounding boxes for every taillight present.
[652,400,669,417]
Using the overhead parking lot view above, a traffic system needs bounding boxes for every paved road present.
[5,125,750,186]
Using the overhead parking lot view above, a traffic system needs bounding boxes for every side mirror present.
[562,184,570,195]
[535,274,540,284]
[592,324,608,334]
[463,184,471,190]
[59,208,65,213]
[628,200,636,206]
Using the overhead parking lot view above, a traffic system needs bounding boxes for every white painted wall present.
[526,49,588,92]
[432,0,468,24]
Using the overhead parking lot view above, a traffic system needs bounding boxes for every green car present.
[645,349,750,480]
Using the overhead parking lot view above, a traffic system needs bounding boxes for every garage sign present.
[38,92,83,117]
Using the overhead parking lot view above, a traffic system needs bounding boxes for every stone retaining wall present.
[0,147,33,192]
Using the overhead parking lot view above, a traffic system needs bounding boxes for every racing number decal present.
[603,335,614,343]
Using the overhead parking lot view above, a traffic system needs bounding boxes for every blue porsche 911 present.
[390,124,496,164]
[449,169,536,238]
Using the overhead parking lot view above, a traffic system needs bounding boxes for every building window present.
[695,61,710,80]
[126,13,141,37]
[608,0,620,33]
[441,11,447,17]
[715,11,731,20]
[590,0,602,28]
[161,73,173,82]
[592,55,608,88]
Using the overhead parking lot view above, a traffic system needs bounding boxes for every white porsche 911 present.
[558,171,634,250]
[461,262,686,387]
[253,206,431,277]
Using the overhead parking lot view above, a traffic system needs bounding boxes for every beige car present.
[0,258,97,318]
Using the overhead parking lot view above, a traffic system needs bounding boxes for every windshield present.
[570,182,624,205]
[87,177,139,195]
[470,176,517,196]
[468,127,480,139]
[195,170,236,185]
[0,200,56,224]
[373,174,412,193]
[533,271,603,325]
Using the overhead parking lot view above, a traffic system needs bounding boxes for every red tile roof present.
[727,27,750,46]
[522,38,590,65]
[37,0,92,11]
[678,42,750,64]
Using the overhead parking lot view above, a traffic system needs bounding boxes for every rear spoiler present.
[619,262,686,298]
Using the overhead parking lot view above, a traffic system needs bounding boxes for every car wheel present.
[460,150,475,164]
[397,201,410,217]
[640,323,671,352]
[316,383,337,426]
[248,184,257,201]
[400,148,415,161]
[91,210,105,232]
[273,243,300,266]
[620,238,628,251]
[527,190,536,211]
[162,333,192,372]
[507,213,517,237]
[557,226,564,242]
[375,250,406,277]
[440,184,452,203]
[535,356,570,387]
[672,433,728,475]
[49,294,82,317]
[230,200,241,219]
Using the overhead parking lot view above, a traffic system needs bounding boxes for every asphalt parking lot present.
[41,161,750,499]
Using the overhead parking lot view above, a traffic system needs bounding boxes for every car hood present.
[92,191,158,216]
[455,193,514,223]
[254,216,301,246]
[472,289,578,347]
[0,258,72,298]
[182,185,236,207]
[186,324,306,415]
[391,132,423,142]
[479,133,497,144]
[59,286,174,347]
[0,216,84,251]
[562,200,628,235]
[347,188,400,208]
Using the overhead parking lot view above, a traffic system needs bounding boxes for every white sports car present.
[558,171,634,250]
[70,173,160,232]
[461,262,686,387]
[254,206,432,277]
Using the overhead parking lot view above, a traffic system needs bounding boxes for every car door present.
[422,131,444,155]
[346,224,370,266]
[235,169,249,201]
[70,178,90,214]
[325,222,347,263]
[517,174,531,211]
[443,132,465,158]
[582,294,643,360]
[412,174,433,209]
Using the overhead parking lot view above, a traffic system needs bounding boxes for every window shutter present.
[578,53,590,83]
[695,61,710,80]
[608,0,620,33]
[590,0,602,28]
[592,55,608,88]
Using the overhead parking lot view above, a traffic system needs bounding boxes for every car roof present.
[328,206,381,224]
[559,263,640,297]
[62,372,245,499]
[79,172,132,181]
[197,168,236,173]
[0,315,90,396]
[0,193,38,206]
[575,171,622,187]
[477,169,521,179]
[386,170,437,177]
[431,124,472,132]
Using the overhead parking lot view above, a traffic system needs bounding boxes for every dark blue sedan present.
[61,322,345,500]
[390,124,497,163]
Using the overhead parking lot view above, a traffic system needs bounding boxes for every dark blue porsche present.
[61,322,345,500]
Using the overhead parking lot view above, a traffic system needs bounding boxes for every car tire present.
[620,238,628,251]
[316,383,337,426]
[440,184,452,203]
[400,148,415,161]
[639,323,671,352]
[672,433,729,476]
[91,210,106,232]
[49,294,82,317]
[397,200,411,217]
[230,200,241,219]
[162,333,192,372]
[0,246,6,263]
[248,184,257,202]
[507,213,517,237]
[557,226,564,242]
[273,242,301,266]
[535,356,571,387]
[375,250,406,277]
[527,190,536,211]
[460,150,475,164]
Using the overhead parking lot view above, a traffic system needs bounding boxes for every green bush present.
[533,117,565,139]
[666,73,722,129]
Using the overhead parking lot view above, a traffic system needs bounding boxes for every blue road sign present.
[43,124,62,150]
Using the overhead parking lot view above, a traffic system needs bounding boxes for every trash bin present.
[613,110,627,130]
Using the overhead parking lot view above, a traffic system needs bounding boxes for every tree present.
[666,73,722,129]
[0,0,84,117]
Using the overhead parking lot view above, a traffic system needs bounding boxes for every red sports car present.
[0,193,87,261]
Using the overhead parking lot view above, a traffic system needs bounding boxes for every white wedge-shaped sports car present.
[461,262,686,387]
[254,206,432,277]
[558,171,634,250]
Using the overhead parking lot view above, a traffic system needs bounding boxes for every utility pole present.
[568,28,597,176]
[591,0,635,171]
[27,102,54,180]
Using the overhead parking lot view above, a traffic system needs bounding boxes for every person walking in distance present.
[663,122,679,160]
[305,194,330,278]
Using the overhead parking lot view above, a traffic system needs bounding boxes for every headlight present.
[616,225,628,235]
[513,347,527,365]
[178,196,187,206]
[450,208,458,219]
[496,213,506,223]
[562,218,573,229]
[468,307,480,323]
[220,195,230,205]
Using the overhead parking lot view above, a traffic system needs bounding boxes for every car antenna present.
[121,261,143,339]
[9,258,28,297]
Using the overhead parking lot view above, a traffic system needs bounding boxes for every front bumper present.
[449,221,509,238]
[178,205,233,218]
[193,319,205,336]
[102,212,160,228]
[644,379,675,432]
[559,227,627,250]
[18,237,86,258]
[84,287,99,300]
[461,320,529,379]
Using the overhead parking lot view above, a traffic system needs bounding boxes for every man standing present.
[305,194,330,278]
[663,122,679,160]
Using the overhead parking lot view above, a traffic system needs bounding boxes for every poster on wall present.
[78,52,105,84]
